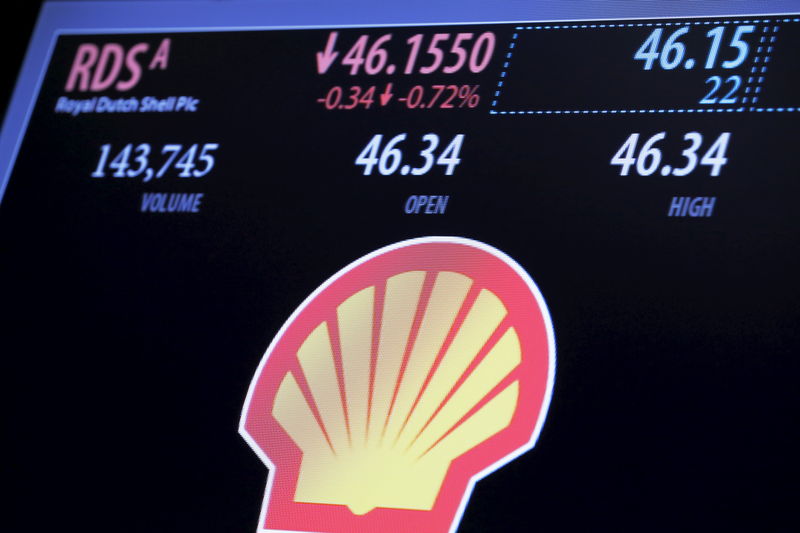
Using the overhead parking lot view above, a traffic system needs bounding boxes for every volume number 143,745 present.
[91,143,219,181]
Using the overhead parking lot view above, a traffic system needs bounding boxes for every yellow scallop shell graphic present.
[275,269,520,514]
[240,237,555,533]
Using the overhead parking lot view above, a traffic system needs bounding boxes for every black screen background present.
[2,21,798,533]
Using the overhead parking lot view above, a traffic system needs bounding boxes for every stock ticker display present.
[3,12,799,533]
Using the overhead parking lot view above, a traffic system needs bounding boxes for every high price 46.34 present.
[611,132,730,177]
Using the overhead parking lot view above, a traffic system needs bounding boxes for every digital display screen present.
[3,2,798,533]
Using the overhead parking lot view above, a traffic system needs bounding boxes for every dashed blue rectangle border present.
[490,16,800,116]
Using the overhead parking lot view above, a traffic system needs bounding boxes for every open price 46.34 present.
[356,134,464,176]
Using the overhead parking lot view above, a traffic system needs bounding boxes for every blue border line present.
[489,107,798,115]
[512,17,800,29]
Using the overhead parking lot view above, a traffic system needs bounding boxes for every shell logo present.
[239,237,555,533]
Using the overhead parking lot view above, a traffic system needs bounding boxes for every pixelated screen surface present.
[2,2,798,533]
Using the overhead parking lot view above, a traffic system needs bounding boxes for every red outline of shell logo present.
[239,237,555,533]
